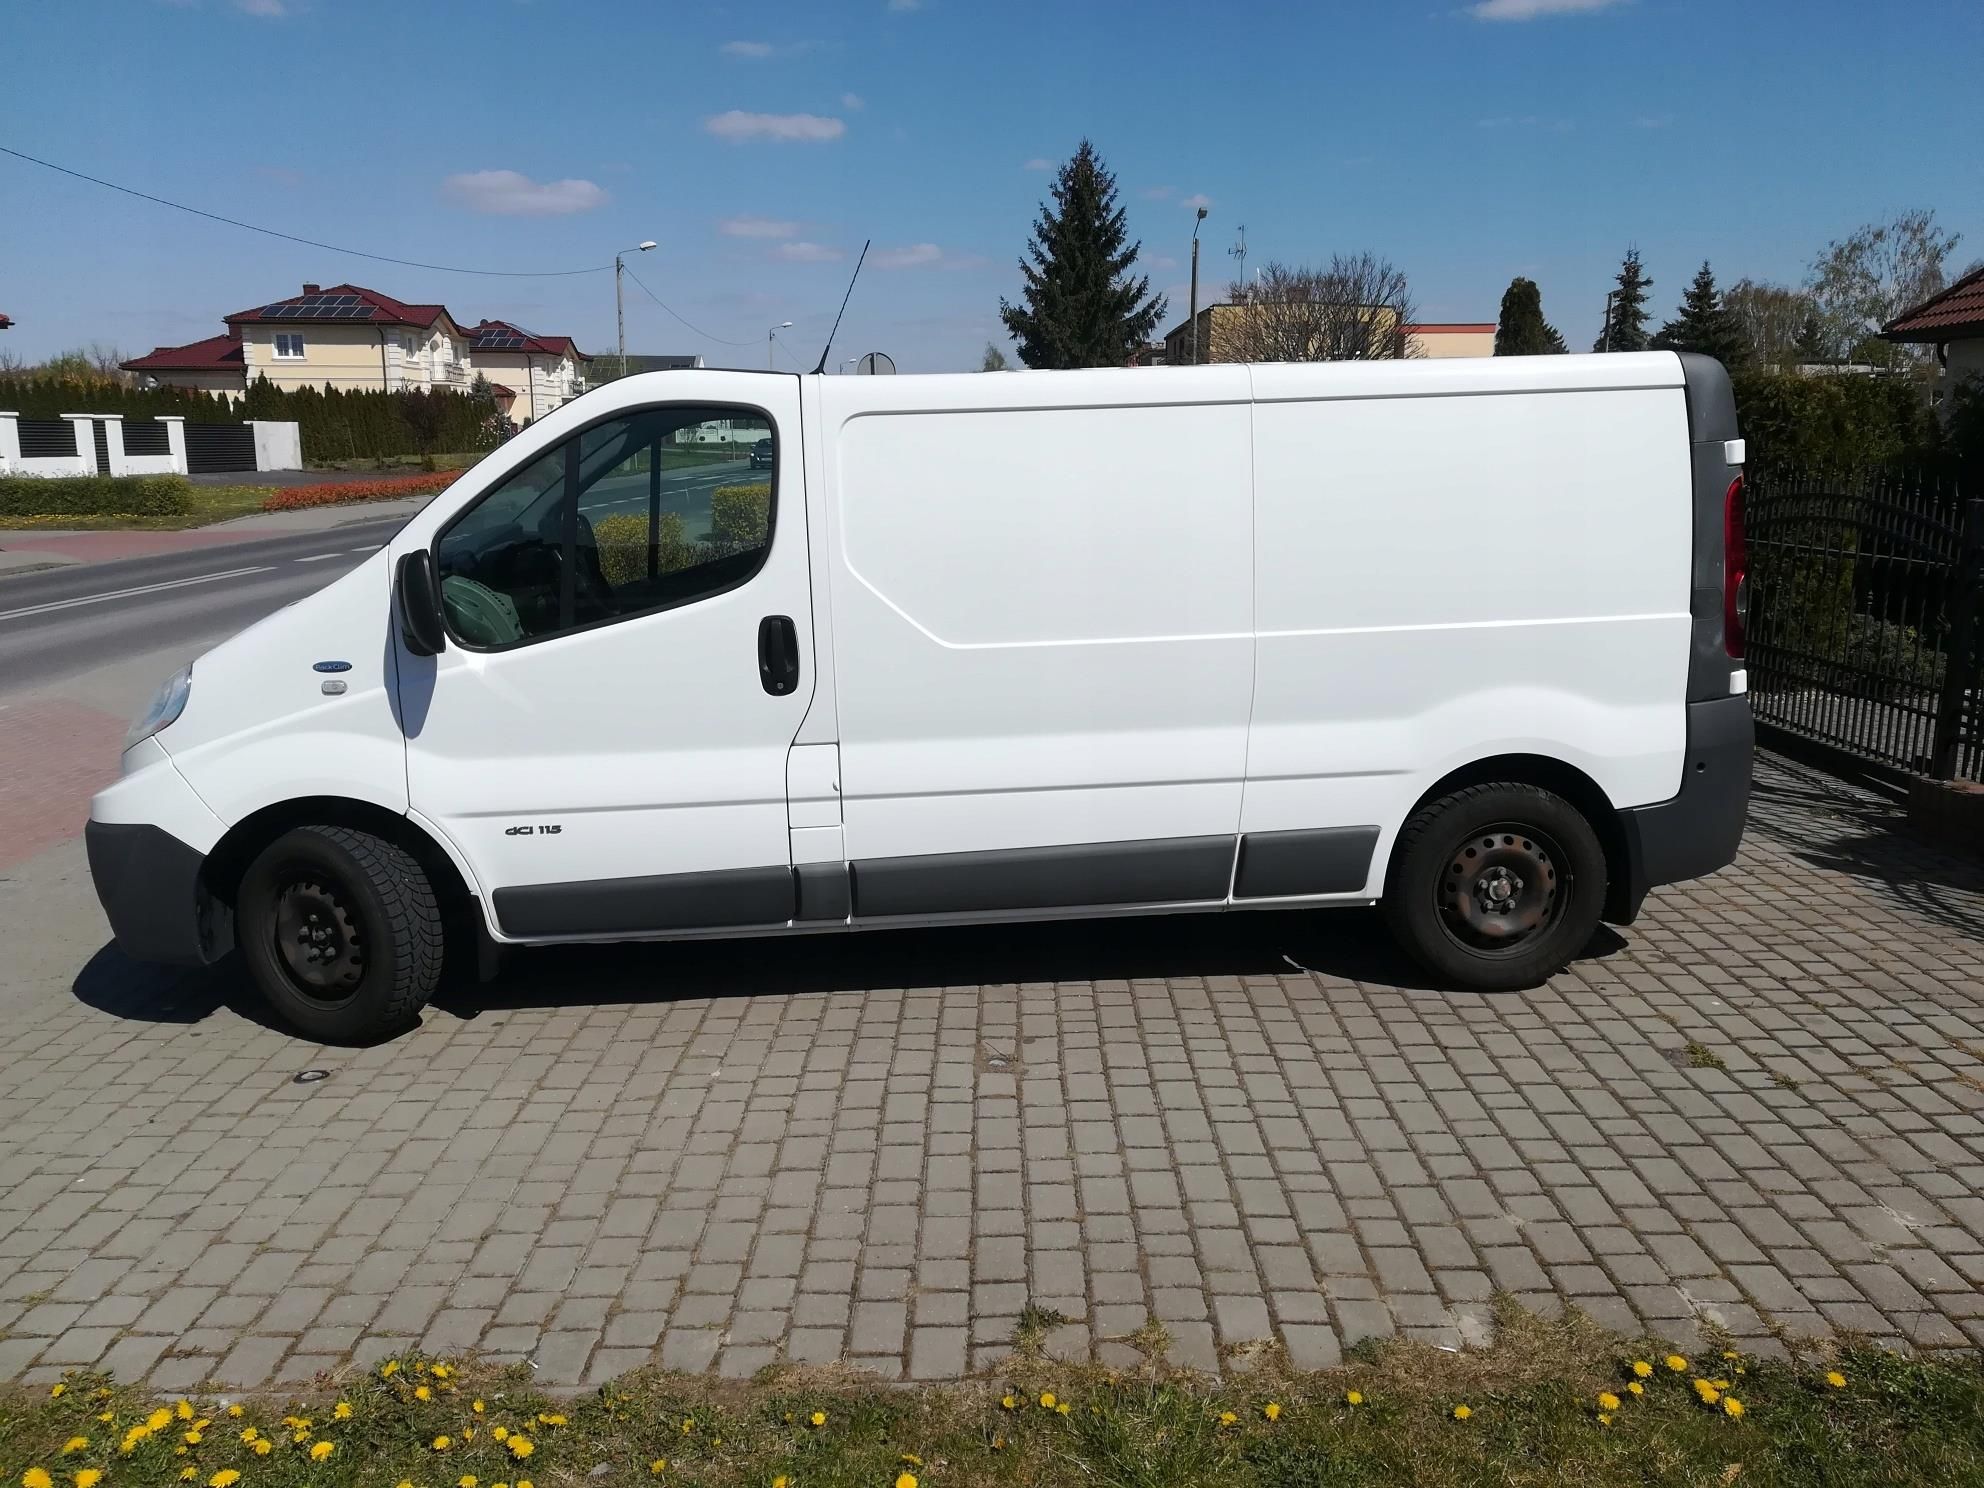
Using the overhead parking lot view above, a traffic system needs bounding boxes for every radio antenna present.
[812,239,870,374]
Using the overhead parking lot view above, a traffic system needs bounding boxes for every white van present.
[88,352,1752,1041]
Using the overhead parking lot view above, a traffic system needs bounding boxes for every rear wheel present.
[238,825,443,1042]
[1383,783,1605,991]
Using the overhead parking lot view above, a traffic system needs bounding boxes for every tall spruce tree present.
[1494,276,1567,356]
[1651,261,1750,369]
[999,140,1165,368]
[1592,248,1654,352]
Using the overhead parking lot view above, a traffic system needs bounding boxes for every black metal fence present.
[16,418,77,459]
[122,418,171,457]
[1746,465,1984,782]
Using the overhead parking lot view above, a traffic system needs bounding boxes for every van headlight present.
[126,665,192,751]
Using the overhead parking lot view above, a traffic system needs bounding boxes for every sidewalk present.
[0,494,434,570]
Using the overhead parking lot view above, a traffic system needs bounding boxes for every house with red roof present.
[1883,264,1984,410]
[462,319,592,422]
[121,330,247,400]
[222,283,474,395]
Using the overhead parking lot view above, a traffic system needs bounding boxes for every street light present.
[840,356,859,374]
[769,320,794,370]
[1189,206,1209,365]
[615,240,657,378]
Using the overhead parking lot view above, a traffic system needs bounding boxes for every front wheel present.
[238,825,444,1042]
[1382,783,1606,991]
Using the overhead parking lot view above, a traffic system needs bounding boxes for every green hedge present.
[711,483,771,546]
[1731,370,1937,475]
[0,473,194,517]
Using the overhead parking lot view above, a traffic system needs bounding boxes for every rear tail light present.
[1723,474,1747,659]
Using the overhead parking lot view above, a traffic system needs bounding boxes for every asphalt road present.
[0,516,405,697]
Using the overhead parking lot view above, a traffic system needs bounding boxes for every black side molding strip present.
[1234,826,1379,898]
[494,863,796,938]
[795,861,851,921]
[851,835,1233,918]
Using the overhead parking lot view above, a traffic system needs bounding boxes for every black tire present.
[238,825,443,1042]
[1382,783,1606,991]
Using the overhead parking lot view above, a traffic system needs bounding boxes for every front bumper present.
[85,820,227,966]
[1608,694,1753,923]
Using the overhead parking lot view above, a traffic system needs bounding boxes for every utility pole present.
[1601,288,1619,353]
[1189,206,1209,365]
[615,240,657,378]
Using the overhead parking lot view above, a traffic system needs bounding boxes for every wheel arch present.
[1391,753,1633,922]
[202,797,478,926]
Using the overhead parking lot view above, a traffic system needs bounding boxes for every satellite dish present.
[855,352,896,375]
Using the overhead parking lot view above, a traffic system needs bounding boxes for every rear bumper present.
[85,820,226,966]
[1608,694,1753,923]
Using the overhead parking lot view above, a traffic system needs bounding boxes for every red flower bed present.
[260,470,461,512]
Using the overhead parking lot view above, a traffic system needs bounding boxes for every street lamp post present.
[1601,288,1619,353]
[769,321,794,370]
[615,240,657,378]
[1189,206,1209,365]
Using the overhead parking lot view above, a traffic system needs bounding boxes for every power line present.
[619,262,758,348]
[0,144,609,278]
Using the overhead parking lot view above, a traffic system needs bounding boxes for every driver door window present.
[436,406,775,649]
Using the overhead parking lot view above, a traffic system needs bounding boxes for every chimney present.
[302,283,321,294]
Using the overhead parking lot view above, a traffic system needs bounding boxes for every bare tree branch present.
[1220,255,1418,362]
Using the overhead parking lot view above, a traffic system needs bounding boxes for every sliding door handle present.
[758,614,799,696]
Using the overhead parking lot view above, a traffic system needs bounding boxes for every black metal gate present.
[122,418,171,457]
[1745,466,1984,782]
[182,422,258,474]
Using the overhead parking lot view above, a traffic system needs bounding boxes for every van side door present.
[390,384,813,938]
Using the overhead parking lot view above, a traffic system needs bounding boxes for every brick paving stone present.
[4,756,1984,1386]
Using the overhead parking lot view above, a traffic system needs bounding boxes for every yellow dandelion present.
[901,1454,923,1467]
[507,1437,534,1459]
[24,1471,55,1488]
[179,1472,195,1483]
[381,1361,400,1378]
[415,1387,432,1403]
[1597,1412,1613,1426]
[251,1442,272,1458]
[239,1429,258,1444]
[1632,1360,1653,1378]
[75,1473,104,1488]
[460,1476,480,1487]
[536,1414,566,1428]
[1698,1386,1722,1407]
[334,1402,353,1420]
[1826,1370,1847,1389]
[648,1461,666,1475]
[1453,1405,1473,1420]
[184,1432,203,1446]
[1001,1395,1016,1411]
[492,1427,509,1444]
[992,1436,1006,1450]
[311,1441,336,1462]
[60,1440,89,1456]
[1597,1392,1621,1412]
[51,1384,67,1398]
[1723,1397,1745,1418]
[209,1473,241,1488]
[227,1406,244,1418]
[1723,1350,1740,1361]
[176,1402,194,1422]
[1264,1402,1282,1421]
[433,1436,453,1451]
[1627,1382,1645,1397]
[148,1410,174,1433]
[1218,1411,1237,1426]
[473,1402,486,1415]
[97,1415,114,1426]
[291,1431,310,1445]
[1345,1390,1364,1406]
[1711,1379,1731,1391]
[399,1482,416,1488]
[810,1410,827,1428]
[773,1479,788,1488]
[1057,1402,1071,1416]
[1665,1355,1688,1373]
[1039,1393,1056,1410]
[895,1474,918,1488]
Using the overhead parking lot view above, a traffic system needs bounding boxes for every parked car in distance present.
[88,353,1752,1041]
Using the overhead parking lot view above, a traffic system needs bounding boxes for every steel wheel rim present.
[1436,820,1567,956]
[272,877,365,1002]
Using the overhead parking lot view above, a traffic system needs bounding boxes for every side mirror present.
[395,550,448,657]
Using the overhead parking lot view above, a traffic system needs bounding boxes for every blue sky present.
[5,0,1982,372]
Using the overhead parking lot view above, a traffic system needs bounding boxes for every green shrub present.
[0,473,194,517]
[1732,370,1935,474]
[711,483,771,547]
[593,511,685,588]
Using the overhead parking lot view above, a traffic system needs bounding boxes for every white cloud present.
[720,215,800,238]
[842,92,866,111]
[1149,254,1180,270]
[1469,0,1626,19]
[873,243,944,269]
[1141,184,1175,200]
[1180,193,1212,211]
[704,110,846,142]
[721,39,774,57]
[777,241,846,263]
[1023,158,1054,171]
[441,169,609,216]
[1634,113,1672,128]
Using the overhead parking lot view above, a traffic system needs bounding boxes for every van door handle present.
[758,615,799,696]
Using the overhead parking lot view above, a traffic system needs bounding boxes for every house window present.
[401,334,418,358]
[273,333,306,359]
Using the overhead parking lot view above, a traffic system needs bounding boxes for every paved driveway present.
[2,756,1981,1390]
